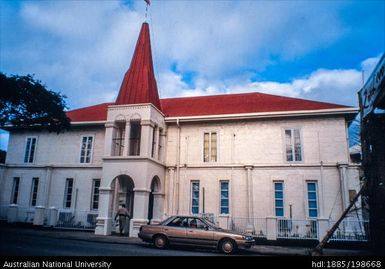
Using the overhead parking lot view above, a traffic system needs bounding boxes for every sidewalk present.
[0,222,373,256]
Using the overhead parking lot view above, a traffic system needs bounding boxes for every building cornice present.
[70,121,106,126]
[108,103,165,117]
[102,156,165,167]
[164,107,358,123]
[166,163,361,169]
[64,108,358,126]
[2,164,103,169]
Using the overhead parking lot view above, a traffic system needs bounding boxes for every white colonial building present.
[0,22,363,241]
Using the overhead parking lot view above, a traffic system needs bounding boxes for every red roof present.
[66,103,113,122]
[115,22,161,110]
[66,92,350,122]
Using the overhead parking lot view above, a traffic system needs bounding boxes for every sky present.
[0,0,384,150]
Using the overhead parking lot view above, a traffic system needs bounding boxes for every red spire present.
[115,22,161,110]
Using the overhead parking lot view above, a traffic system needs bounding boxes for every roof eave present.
[164,107,359,123]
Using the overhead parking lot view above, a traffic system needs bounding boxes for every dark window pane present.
[309,209,318,218]
[276,208,284,217]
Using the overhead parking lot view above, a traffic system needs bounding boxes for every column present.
[33,206,45,226]
[130,188,150,237]
[95,187,113,235]
[159,130,166,162]
[266,217,277,240]
[317,218,330,242]
[154,126,160,159]
[7,204,18,223]
[245,165,254,232]
[123,121,131,156]
[140,120,155,158]
[104,122,116,156]
[44,166,53,208]
[151,192,165,224]
[167,167,175,215]
[338,163,349,210]
[47,207,58,227]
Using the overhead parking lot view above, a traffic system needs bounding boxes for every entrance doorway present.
[110,175,134,235]
[147,176,160,224]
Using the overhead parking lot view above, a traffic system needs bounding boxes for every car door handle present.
[164,228,168,231]
[188,230,193,232]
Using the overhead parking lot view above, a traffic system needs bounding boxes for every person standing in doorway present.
[115,204,130,235]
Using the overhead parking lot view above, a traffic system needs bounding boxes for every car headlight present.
[243,235,254,241]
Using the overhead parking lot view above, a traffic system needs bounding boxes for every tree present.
[0,73,71,133]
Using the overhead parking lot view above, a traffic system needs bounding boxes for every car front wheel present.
[220,239,237,254]
[153,234,168,249]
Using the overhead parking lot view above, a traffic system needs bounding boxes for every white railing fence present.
[16,206,35,223]
[230,217,267,238]
[0,203,369,242]
[277,219,318,240]
[329,219,369,241]
[55,209,98,230]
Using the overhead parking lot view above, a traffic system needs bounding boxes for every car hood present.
[215,228,253,237]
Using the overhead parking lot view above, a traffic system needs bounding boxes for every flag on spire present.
[144,0,150,5]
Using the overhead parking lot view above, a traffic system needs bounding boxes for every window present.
[24,137,37,163]
[64,178,74,208]
[30,178,39,207]
[80,136,93,163]
[151,127,156,158]
[188,218,207,229]
[285,129,302,162]
[307,182,318,218]
[274,182,284,217]
[220,181,229,214]
[191,181,200,214]
[349,189,357,203]
[129,121,141,156]
[91,179,101,210]
[203,132,217,162]
[11,177,20,204]
[112,123,125,156]
[167,217,188,227]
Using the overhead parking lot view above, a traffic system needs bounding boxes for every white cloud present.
[147,1,345,78]
[157,57,377,106]
[1,1,381,109]
[361,55,382,82]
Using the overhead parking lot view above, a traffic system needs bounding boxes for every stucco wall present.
[6,126,105,166]
[165,117,349,166]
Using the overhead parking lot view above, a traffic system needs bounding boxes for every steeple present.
[115,22,161,110]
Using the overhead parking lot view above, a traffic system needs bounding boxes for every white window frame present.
[129,120,141,156]
[306,181,319,219]
[90,178,101,211]
[30,177,39,207]
[219,180,230,215]
[63,178,74,209]
[11,177,20,204]
[202,131,219,163]
[79,135,94,164]
[274,181,285,218]
[191,180,200,215]
[24,136,38,163]
[283,128,303,162]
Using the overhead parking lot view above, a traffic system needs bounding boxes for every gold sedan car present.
[138,215,255,254]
